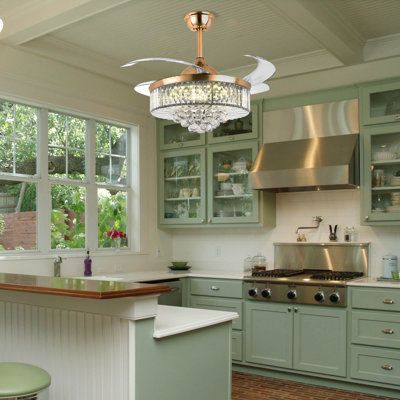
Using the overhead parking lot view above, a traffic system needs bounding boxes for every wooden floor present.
[232,372,395,400]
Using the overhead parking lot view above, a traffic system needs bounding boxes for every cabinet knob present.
[210,286,220,291]
[364,215,369,221]
[294,307,298,313]
[381,364,394,371]
[383,299,395,304]
[201,218,205,223]
[229,136,235,141]
[287,307,292,312]
[395,115,400,121]
[382,328,395,335]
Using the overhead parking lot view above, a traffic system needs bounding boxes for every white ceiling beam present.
[0,0,130,45]
[267,0,365,65]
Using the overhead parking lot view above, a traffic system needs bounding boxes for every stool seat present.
[0,362,50,398]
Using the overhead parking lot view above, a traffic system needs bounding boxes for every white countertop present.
[153,305,238,339]
[347,277,400,288]
[78,269,244,282]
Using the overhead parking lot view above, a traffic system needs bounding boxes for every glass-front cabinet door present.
[158,120,205,150]
[208,142,259,224]
[361,80,400,126]
[159,148,206,225]
[207,103,259,144]
[362,124,400,224]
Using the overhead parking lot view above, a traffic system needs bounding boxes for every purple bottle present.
[84,250,92,276]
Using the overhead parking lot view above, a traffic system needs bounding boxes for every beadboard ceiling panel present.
[330,0,400,38]
[33,0,322,83]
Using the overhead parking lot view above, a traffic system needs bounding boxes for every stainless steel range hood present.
[250,99,360,192]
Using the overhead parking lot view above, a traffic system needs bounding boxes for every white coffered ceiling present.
[1,0,400,87]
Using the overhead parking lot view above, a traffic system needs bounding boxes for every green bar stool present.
[0,363,51,400]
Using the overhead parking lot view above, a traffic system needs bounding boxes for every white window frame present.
[0,97,139,258]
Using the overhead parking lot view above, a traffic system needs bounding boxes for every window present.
[0,99,133,254]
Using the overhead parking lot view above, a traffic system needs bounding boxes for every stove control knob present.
[329,292,340,303]
[261,288,272,298]
[314,291,325,302]
[248,288,258,297]
[287,290,297,300]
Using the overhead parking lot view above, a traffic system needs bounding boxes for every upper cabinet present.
[361,123,400,224]
[361,80,400,126]
[207,106,259,144]
[158,120,205,150]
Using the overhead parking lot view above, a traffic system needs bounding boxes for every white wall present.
[172,189,400,277]
[0,43,173,277]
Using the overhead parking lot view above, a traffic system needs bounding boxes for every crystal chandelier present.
[123,11,275,133]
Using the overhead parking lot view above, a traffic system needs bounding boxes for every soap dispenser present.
[84,250,92,276]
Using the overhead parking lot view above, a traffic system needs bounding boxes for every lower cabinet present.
[245,302,347,377]
[349,287,400,388]
[189,278,244,362]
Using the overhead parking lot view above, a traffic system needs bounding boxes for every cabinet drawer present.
[190,296,243,330]
[190,279,242,298]
[351,287,400,312]
[351,345,400,386]
[231,331,243,362]
[352,311,400,349]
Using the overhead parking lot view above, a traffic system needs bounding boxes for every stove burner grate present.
[310,271,364,281]
[251,269,304,278]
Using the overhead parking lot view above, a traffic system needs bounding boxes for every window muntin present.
[48,112,86,180]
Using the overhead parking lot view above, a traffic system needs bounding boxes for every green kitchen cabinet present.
[245,302,293,369]
[361,123,400,224]
[245,302,347,377]
[349,286,400,388]
[158,120,205,150]
[360,79,400,126]
[206,103,260,144]
[158,138,276,228]
[292,306,347,377]
[159,148,206,225]
[189,278,244,362]
[207,141,261,224]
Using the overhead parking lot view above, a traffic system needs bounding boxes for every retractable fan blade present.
[121,57,208,73]
[250,83,270,95]
[134,80,155,96]
[242,55,276,85]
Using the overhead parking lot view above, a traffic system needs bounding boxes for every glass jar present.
[252,253,267,271]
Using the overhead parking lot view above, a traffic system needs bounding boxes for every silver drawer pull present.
[381,364,394,371]
[382,329,395,335]
[383,299,395,304]
[395,115,400,120]
[210,286,220,291]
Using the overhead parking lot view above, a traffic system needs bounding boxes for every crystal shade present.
[150,80,250,133]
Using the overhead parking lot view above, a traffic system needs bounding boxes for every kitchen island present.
[0,273,237,400]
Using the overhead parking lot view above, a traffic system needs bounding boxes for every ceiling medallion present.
[122,11,275,133]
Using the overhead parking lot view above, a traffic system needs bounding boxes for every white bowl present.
[373,151,397,161]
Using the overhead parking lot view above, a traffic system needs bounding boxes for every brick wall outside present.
[0,211,37,250]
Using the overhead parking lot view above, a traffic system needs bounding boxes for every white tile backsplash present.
[172,189,400,277]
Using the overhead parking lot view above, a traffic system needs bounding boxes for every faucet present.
[54,256,62,277]
[296,216,323,234]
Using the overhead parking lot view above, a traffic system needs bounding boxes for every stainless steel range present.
[244,243,369,307]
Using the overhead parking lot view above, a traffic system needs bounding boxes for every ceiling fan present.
[122,11,275,133]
